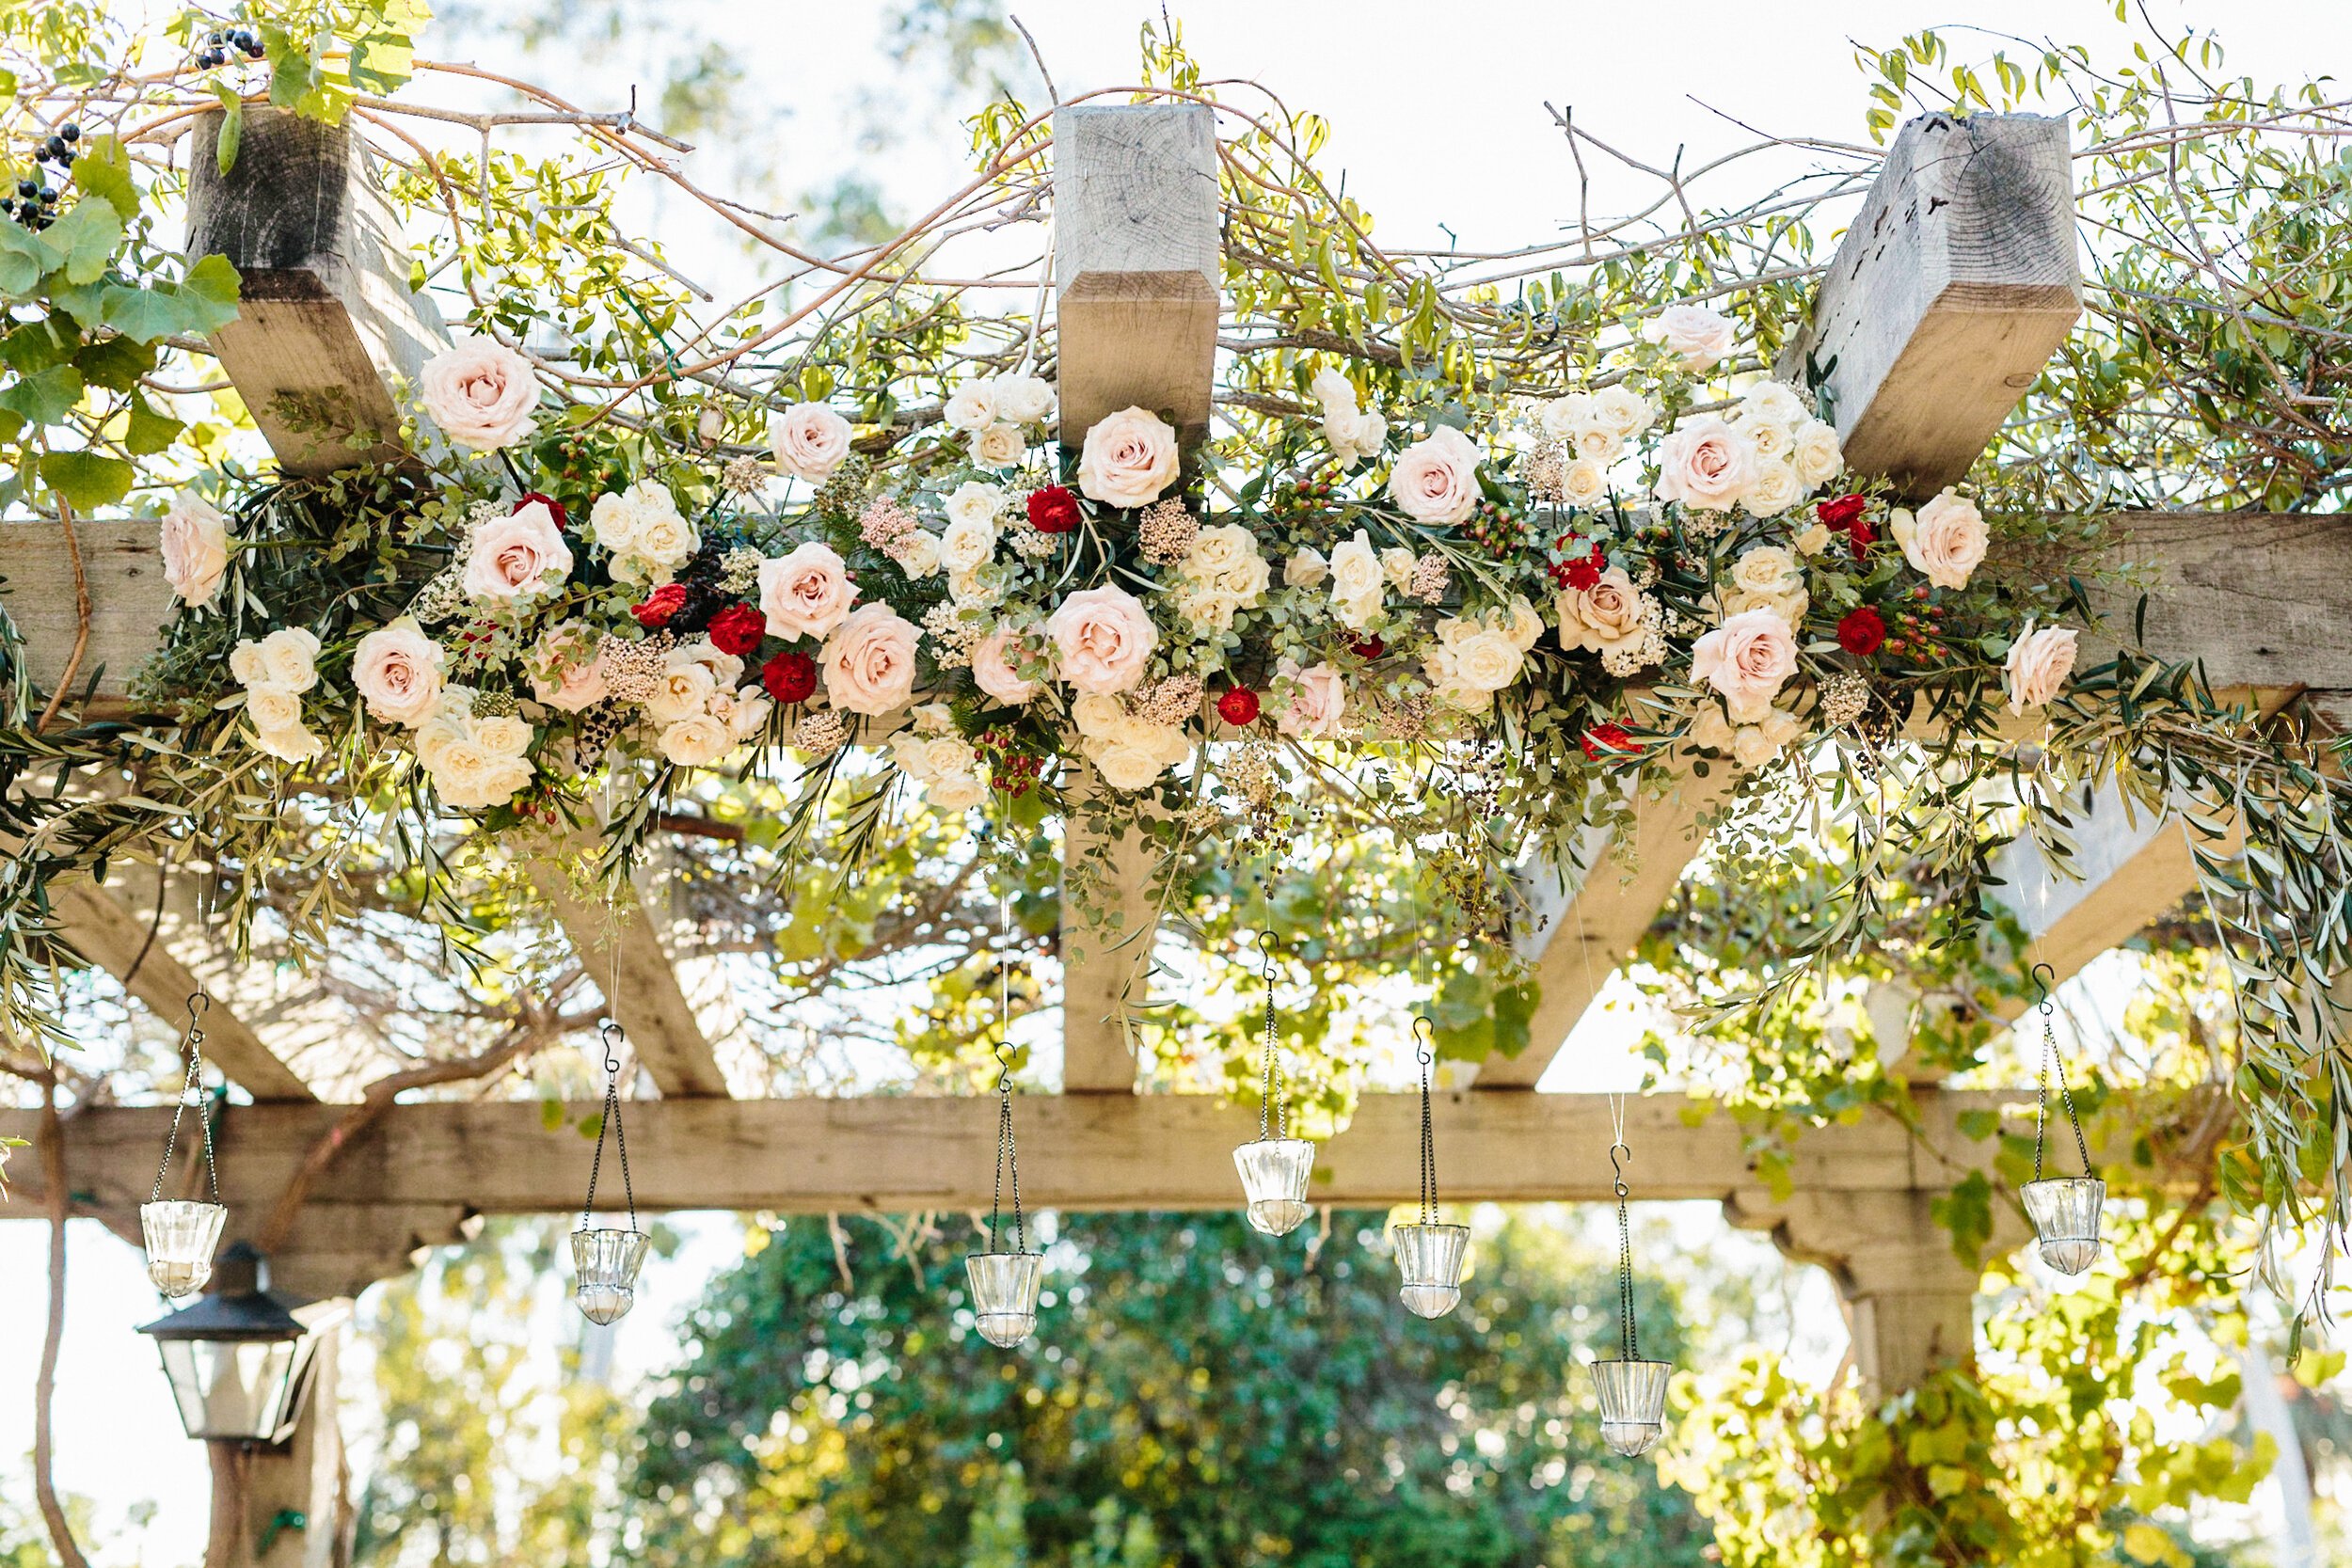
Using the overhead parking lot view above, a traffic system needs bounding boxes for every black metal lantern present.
[135,1242,345,1445]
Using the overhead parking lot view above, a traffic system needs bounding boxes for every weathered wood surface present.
[0,520,173,715]
[1052,103,1221,442]
[529,852,734,1099]
[2090,511,2352,700]
[186,106,451,475]
[1057,771,1161,1093]
[1778,112,2080,499]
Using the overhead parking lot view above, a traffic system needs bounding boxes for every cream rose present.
[1644,303,1738,371]
[971,628,1040,705]
[820,603,922,716]
[1791,420,1844,486]
[1535,393,1593,441]
[974,422,1026,467]
[1284,546,1329,588]
[352,617,446,727]
[994,373,1056,425]
[771,403,853,483]
[892,531,942,578]
[758,541,860,640]
[945,482,1007,531]
[1043,584,1157,695]
[1740,382,1805,428]
[942,381,997,433]
[1327,531,1385,630]
[1592,386,1656,439]
[1690,609,1798,722]
[1451,627,1527,692]
[419,339,539,451]
[160,489,230,608]
[1653,417,1758,511]
[2005,622,2078,714]
[644,659,717,725]
[245,627,321,692]
[1892,488,1989,590]
[250,723,325,764]
[1387,424,1482,527]
[1731,546,1804,601]
[658,713,735,767]
[1077,406,1181,508]
[1560,457,1610,509]
[1560,567,1648,656]
[463,499,573,601]
[1275,658,1346,738]
[939,513,999,575]
[245,685,305,733]
[1742,461,1804,518]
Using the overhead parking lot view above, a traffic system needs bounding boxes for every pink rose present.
[1645,303,1738,371]
[819,603,921,716]
[351,617,446,727]
[1387,425,1482,527]
[528,621,611,713]
[159,488,230,608]
[771,403,852,483]
[1690,608,1797,723]
[2004,621,2078,714]
[419,339,540,451]
[1274,658,1346,738]
[757,541,860,639]
[1043,584,1157,695]
[1076,406,1181,509]
[1652,417,1758,511]
[462,499,573,600]
[971,628,1040,705]
[1892,488,1988,590]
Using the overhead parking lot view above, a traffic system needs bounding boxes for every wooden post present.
[185,106,450,475]
[1777,112,2079,499]
[205,1316,350,1568]
[1057,777,1159,1092]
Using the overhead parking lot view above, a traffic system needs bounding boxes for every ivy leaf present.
[42,199,126,287]
[0,221,49,298]
[36,451,135,511]
[181,253,243,329]
[0,364,84,425]
[72,135,140,223]
[124,396,183,456]
[98,257,240,345]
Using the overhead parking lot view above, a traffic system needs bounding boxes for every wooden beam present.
[1777,111,2079,499]
[529,854,733,1099]
[185,106,450,475]
[1057,776,1158,1093]
[0,520,175,717]
[1052,103,1221,443]
[1987,777,2200,986]
[4,1089,2015,1220]
[2090,512,2352,699]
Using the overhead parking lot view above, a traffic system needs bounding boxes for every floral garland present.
[151,301,2075,862]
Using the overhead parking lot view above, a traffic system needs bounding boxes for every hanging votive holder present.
[572,1227,650,1325]
[1233,1138,1316,1238]
[1391,1220,1470,1319]
[140,1198,228,1299]
[1590,1356,1672,1457]
[2021,1176,2106,1275]
[965,1250,1043,1347]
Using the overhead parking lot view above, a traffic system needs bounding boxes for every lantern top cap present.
[135,1241,307,1341]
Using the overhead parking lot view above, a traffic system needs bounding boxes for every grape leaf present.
[37,450,135,511]
[0,365,84,425]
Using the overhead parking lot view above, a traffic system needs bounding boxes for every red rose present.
[515,490,569,531]
[1350,635,1385,660]
[706,602,767,657]
[1836,606,1886,657]
[1580,722,1641,762]
[761,651,818,705]
[1216,687,1261,727]
[1564,542,1605,594]
[1846,516,1877,560]
[631,582,689,629]
[1816,493,1867,529]
[1026,484,1082,534]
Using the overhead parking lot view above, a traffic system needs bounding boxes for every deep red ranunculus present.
[706,602,768,657]
[515,490,569,531]
[761,651,818,705]
[1350,635,1386,660]
[1216,687,1261,727]
[1580,722,1641,762]
[631,582,689,629]
[1816,493,1867,529]
[1026,484,1082,534]
[1836,606,1887,657]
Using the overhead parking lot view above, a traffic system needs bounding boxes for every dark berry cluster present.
[197,27,267,70]
[664,538,736,636]
[974,728,1044,796]
[3,122,77,232]
[1462,499,1530,560]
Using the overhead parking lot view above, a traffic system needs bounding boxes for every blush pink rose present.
[528,622,611,713]
[971,628,1040,705]
[351,617,446,727]
[419,339,540,451]
[1387,424,1482,527]
[2005,621,2078,714]
[159,488,230,608]
[1076,406,1181,509]
[771,403,853,483]
[1892,487,1989,590]
[1645,303,1738,371]
[462,499,574,600]
[1652,417,1758,511]
[1274,658,1346,738]
[819,603,921,716]
[1042,584,1158,695]
[1690,608,1798,723]
[757,541,860,639]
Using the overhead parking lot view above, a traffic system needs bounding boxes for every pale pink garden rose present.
[1042,584,1158,695]
[971,628,1040,705]
[758,541,861,640]
[419,339,540,451]
[1274,658,1346,738]
[1076,406,1181,509]
[527,621,610,713]
[1387,424,1482,527]
[351,617,446,728]
[1690,608,1798,723]
[1652,417,1758,511]
[771,403,853,483]
[462,499,573,601]
[819,603,921,716]
[1891,488,1989,590]
[160,489,230,608]
[1644,303,1738,372]
[2005,621,2078,714]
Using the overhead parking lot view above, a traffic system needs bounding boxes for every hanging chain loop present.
[151,990,220,1205]
[989,897,1026,1255]
[2028,963,2092,1182]
[1413,1015,1438,1226]
[1256,929,1287,1143]
[1611,1136,1639,1362]
[581,1019,638,1233]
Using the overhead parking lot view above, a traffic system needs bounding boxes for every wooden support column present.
[1057,777,1159,1092]
[208,1316,351,1568]
[1777,112,2079,499]
[0,519,174,717]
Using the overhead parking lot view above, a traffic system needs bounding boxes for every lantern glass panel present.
[1590,1357,1671,1457]
[1391,1222,1470,1319]
[572,1228,649,1325]
[1232,1138,1315,1237]
[2021,1176,2106,1275]
[965,1251,1043,1347]
[155,1337,304,1443]
[141,1200,227,1299]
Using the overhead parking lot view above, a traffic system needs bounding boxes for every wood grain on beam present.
[185,106,451,475]
[1052,103,1220,443]
[529,856,732,1099]
[1057,777,1158,1093]
[2091,512,2352,698]
[1778,112,2079,499]
[0,520,174,718]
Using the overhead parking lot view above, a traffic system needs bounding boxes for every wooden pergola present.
[0,103,2306,1565]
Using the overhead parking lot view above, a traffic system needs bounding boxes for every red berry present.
[1216,687,1261,727]
[706,602,767,657]
[1836,606,1886,657]
[761,651,818,705]
[1025,484,1082,534]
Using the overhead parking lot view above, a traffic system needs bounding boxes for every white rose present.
[250,723,324,763]
[250,628,321,692]
[973,422,1027,468]
[1560,458,1610,509]
[1793,522,1832,557]
[1742,461,1804,518]
[993,373,1056,425]
[160,489,231,608]
[1572,425,1621,463]
[939,513,998,575]
[927,772,990,812]
[1071,692,1127,739]
[1091,742,1170,792]
[1535,393,1593,441]
[1742,418,1790,463]
[1449,627,1526,692]
[245,685,305,732]
[1740,382,1806,428]
[658,714,735,767]
[893,531,943,578]
[472,714,533,759]
[947,563,1003,609]
[1327,531,1385,630]
[943,380,998,433]
[1176,583,1240,632]
[1380,547,1418,592]
[1285,546,1329,588]
[645,660,717,724]
[1791,420,1844,487]
[945,482,1007,531]
[1644,303,1738,371]
[1591,386,1656,439]
[1327,407,1388,467]
[1731,546,1804,601]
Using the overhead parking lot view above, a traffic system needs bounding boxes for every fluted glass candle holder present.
[141,1199,228,1299]
[2021,1176,2106,1275]
[571,1227,649,1325]
[1590,1357,1671,1456]
[1232,1138,1315,1237]
[965,1250,1043,1347]
[1391,1221,1470,1319]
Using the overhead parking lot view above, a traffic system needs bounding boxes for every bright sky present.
[7,1,2350,1560]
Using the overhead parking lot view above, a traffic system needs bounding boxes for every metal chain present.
[1612,1139,1638,1362]
[1257,930,1284,1142]
[2028,962,2093,1182]
[1414,1016,1438,1226]
[150,992,218,1205]
[988,892,1027,1255]
[581,1021,638,1232]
